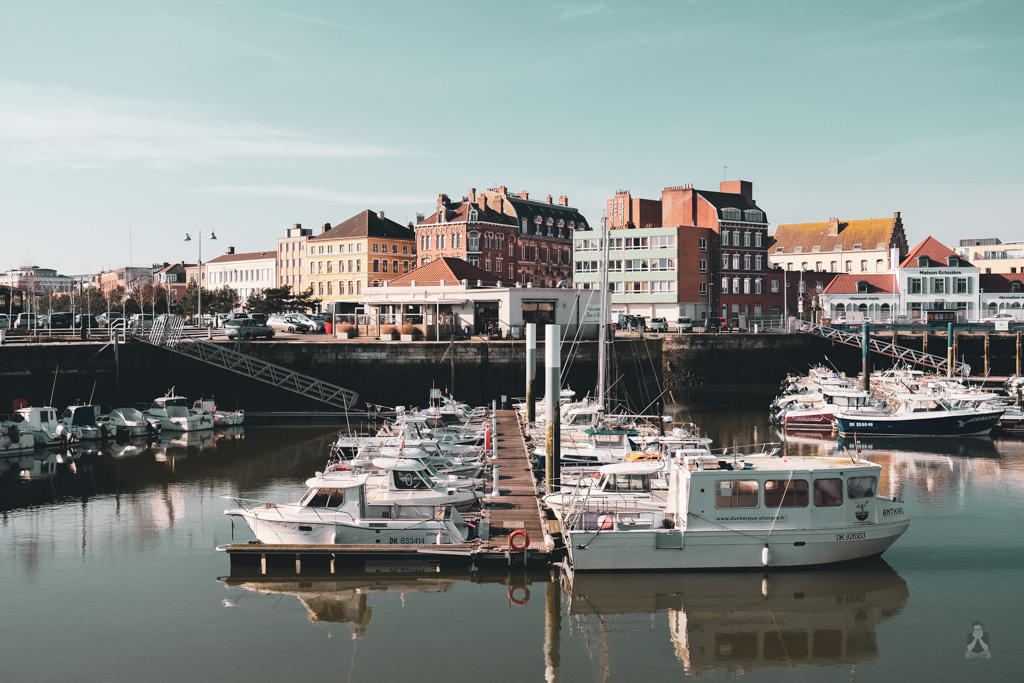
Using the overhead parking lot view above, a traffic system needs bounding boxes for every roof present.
[773,218,896,254]
[418,201,517,227]
[823,274,900,295]
[313,210,415,241]
[206,251,275,264]
[694,189,767,223]
[388,257,500,287]
[979,273,1024,293]
[899,236,974,268]
[504,196,589,229]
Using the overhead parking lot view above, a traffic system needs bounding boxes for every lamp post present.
[184,230,217,325]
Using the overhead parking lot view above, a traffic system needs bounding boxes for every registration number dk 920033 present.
[836,532,866,541]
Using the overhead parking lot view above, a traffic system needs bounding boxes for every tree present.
[105,285,126,317]
[207,285,240,314]
[245,285,321,314]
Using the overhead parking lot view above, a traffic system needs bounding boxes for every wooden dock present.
[221,408,553,571]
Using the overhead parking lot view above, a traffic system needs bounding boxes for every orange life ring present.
[508,585,530,606]
[597,514,614,530]
[509,529,530,552]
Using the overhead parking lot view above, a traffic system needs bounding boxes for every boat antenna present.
[49,364,60,406]
[88,380,97,405]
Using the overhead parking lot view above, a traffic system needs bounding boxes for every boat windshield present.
[301,488,345,508]
[393,470,431,490]
[599,473,651,493]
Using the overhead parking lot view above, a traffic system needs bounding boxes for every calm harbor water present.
[2,388,1023,682]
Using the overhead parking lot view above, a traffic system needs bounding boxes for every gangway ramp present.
[133,315,358,410]
[795,320,971,376]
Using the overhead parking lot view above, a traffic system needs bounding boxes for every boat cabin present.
[151,396,190,417]
[594,462,661,493]
[62,405,99,428]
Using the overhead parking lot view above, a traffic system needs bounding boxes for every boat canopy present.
[598,461,663,476]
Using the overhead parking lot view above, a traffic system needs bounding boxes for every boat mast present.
[597,213,610,410]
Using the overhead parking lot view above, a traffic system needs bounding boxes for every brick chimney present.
[293,223,301,230]
[322,222,331,233]
[828,217,840,236]
[720,180,753,201]
[498,185,508,195]
[437,194,449,209]
[518,190,529,200]
[227,246,235,255]
[558,195,568,206]
[468,187,476,202]
[415,212,425,224]
[377,210,385,220]
[546,194,553,204]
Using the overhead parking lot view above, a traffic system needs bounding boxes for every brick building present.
[417,187,588,287]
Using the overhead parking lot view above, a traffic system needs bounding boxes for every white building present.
[205,248,277,310]
[957,238,1024,275]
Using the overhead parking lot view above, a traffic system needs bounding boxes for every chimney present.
[322,222,331,234]
[720,180,753,201]
[894,211,901,219]
[468,187,476,202]
[546,194,553,204]
[228,246,235,255]
[293,223,301,230]
[437,194,449,209]
[416,212,425,224]
[480,195,488,210]
[377,210,385,220]
[558,195,568,206]
[518,190,529,200]
[828,217,840,237]
[498,185,508,195]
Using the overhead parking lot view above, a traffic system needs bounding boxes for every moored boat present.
[834,393,1003,437]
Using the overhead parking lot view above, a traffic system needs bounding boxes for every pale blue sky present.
[2,0,1021,274]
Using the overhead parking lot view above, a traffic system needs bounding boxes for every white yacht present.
[14,406,61,445]
[191,399,244,427]
[562,452,909,571]
[57,405,103,441]
[834,393,1003,437]
[145,396,215,432]
[224,472,474,546]
[98,407,160,438]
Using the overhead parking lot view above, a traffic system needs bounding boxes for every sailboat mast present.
[597,214,610,409]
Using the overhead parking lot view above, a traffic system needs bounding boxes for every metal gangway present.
[134,315,359,409]
[795,320,971,376]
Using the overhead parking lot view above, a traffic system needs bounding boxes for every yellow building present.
[306,210,416,309]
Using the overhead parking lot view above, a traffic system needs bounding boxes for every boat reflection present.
[218,565,483,636]
[566,561,908,675]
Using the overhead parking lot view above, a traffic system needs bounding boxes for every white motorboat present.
[56,405,103,441]
[145,395,215,432]
[544,461,668,522]
[1,417,36,455]
[321,459,483,515]
[191,398,245,427]
[98,407,161,438]
[224,472,474,546]
[562,452,909,571]
[14,406,61,445]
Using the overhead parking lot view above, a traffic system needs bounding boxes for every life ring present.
[597,514,614,530]
[508,585,530,606]
[508,529,530,552]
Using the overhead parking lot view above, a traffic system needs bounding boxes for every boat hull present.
[228,510,465,545]
[835,411,1002,437]
[783,413,836,430]
[565,521,909,571]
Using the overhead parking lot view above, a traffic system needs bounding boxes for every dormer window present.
[857,281,869,294]
[775,247,784,253]
[722,208,741,221]
[743,209,763,223]
[1011,281,1022,293]
[917,255,930,267]
[794,246,803,253]
[468,209,478,222]
[947,255,959,267]
[812,245,821,252]
[853,243,862,250]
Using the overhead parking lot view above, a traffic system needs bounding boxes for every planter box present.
[380,332,398,341]
[400,334,418,342]
[337,331,355,340]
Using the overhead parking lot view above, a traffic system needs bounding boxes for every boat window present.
[764,479,809,507]
[62,409,71,420]
[715,480,759,508]
[393,470,429,490]
[605,474,650,492]
[813,478,843,507]
[304,488,343,507]
[847,476,877,499]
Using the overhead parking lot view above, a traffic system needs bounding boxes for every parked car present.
[224,318,275,340]
[96,311,124,327]
[249,313,268,325]
[129,313,155,330]
[14,313,39,329]
[267,314,314,333]
[75,314,101,329]
[0,313,10,329]
[295,313,325,332]
[704,317,730,333]
[675,317,693,333]
[648,317,668,333]
[44,312,73,329]
[983,313,1018,323]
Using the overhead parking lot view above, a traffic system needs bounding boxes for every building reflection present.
[565,561,908,676]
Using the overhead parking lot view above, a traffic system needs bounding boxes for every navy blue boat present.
[835,394,1003,437]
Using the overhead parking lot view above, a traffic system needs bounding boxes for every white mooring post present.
[545,324,561,492]
[525,323,537,423]
[491,399,498,458]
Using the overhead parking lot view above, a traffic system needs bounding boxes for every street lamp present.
[185,230,217,325]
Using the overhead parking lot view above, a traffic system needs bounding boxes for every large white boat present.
[14,406,61,445]
[145,396,215,432]
[834,393,1003,437]
[562,452,909,571]
[224,472,474,546]
[98,407,161,438]
[191,399,244,428]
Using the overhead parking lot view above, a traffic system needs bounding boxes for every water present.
[2,390,1023,681]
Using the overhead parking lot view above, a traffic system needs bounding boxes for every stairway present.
[133,315,359,410]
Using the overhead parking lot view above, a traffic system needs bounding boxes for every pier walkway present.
[221,408,552,571]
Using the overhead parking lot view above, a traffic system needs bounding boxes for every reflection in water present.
[566,561,908,676]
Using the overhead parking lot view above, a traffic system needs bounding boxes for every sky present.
[2,0,1021,275]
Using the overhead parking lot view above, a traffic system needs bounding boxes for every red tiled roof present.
[313,209,415,241]
[899,236,973,268]
[206,251,275,264]
[419,201,517,227]
[388,257,500,287]
[979,272,1024,293]
[823,274,899,295]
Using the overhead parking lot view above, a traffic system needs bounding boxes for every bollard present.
[208,325,213,341]
[492,400,498,458]
[491,464,500,497]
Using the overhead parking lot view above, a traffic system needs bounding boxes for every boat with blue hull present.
[834,394,1003,437]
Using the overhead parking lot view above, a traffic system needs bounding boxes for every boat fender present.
[761,545,771,567]
[8,424,19,443]
[509,529,530,552]
[597,514,613,530]
[508,585,530,606]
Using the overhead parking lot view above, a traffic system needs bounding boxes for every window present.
[381,260,388,273]
[732,255,740,269]
[755,255,762,270]
[733,232,741,246]
[392,260,398,273]
[956,278,968,294]
[744,231,751,247]
[771,279,780,293]
[754,278,762,295]
[744,209,763,223]
[860,260,868,272]
[908,278,922,294]
[764,479,809,507]
[715,480,759,508]
[372,259,379,273]
[699,259,707,273]
[326,261,332,274]
[934,279,945,294]
[373,243,379,252]
[743,278,750,294]
[813,478,843,507]
[721,276,729,292]
[484,233,493,249]
[700,282,707,295]
[847,476,877,499]
[356,260,362,272]
[845,260,853,273]
[732,277,740,294]
[495,234,503,250]
[722,253,729,268]
[403,261,410,273]
[699,238,707,252]
[326,281,332,295]
[755,232,762,247]
[438,234,446,250]
[722,208,741,221]
[721,230,729,244]
[743,254,751,270]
